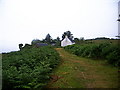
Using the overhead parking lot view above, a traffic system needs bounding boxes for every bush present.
[106,46,120,66]
[2,46,60,89]
[64,43,120,67]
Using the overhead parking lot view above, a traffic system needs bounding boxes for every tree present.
[74,38,79,43]
[56,37,60,42]
[19,43,23,50]
[31,39,41,45]
[50,37,61,46]
[55,37,61,46]
[62,31,73,40]
[80,37,84,41]
[23,44,31,49]
[74,37,85,44]
[45,34,52,44]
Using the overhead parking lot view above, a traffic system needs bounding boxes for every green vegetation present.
[2,46,60,89]
[31,34,61,46]
[2,30,120,89]
[46,48,118,88]
[85,39,120,45]
[64,43,120,67]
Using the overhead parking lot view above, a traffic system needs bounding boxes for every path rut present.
[46,48,118,88]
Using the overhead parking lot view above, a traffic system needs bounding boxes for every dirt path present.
[46,48,118,88]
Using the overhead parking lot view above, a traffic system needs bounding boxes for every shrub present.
[64,43,120,67]
[2,46,60,89]
[106,46,120,66]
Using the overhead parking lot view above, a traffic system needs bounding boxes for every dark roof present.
[36,43,48,47]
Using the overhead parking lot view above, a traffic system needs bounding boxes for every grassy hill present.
[46,48,119,88]
[1,40,120,89]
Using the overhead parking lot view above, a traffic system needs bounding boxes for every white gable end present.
[61,36,75,47]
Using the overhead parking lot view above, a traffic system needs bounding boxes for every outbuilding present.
[61,36,75,47]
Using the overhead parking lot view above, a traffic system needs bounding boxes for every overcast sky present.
[0,0,119,53]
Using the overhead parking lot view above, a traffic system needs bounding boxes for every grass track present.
[46,48,118,88]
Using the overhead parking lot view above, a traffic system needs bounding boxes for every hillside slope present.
[46,48,118,88]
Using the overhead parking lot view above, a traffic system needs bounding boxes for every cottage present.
[61,36,75,47]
